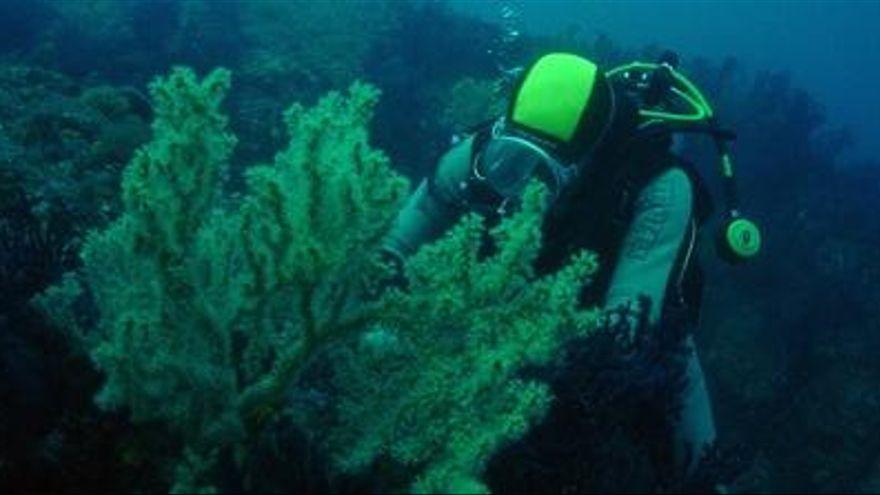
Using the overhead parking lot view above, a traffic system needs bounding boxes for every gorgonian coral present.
[41,66,597,493]
[318,188,599,492]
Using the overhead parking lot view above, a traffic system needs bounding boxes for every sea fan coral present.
[42,66,597,493]
[71,67,409,491]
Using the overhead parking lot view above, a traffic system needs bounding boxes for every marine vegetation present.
[38,66,599,493]
[0,64,157,493]
[0,66,151,233]
[2,2,880,493]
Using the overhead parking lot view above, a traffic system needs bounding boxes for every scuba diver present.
[381,52,761,489]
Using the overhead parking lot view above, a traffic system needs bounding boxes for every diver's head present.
[476,53,621,199]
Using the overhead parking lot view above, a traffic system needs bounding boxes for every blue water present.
[453,0,880,163]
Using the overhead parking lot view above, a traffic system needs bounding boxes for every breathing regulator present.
[607,52,762,264]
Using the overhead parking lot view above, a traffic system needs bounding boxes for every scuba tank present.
[607,52,762,264]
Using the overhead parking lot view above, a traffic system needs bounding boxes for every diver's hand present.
[596,296,652,355]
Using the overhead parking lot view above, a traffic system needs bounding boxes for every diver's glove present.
[595,296,652,356]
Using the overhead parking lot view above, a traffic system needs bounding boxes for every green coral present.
[74,67,408,491]
[50,66,599,492]
[318,184,599,492]
[79,68,240,492]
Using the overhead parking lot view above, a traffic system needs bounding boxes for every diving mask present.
[474,120,579,200]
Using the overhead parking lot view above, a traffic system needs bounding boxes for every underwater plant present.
[308,188,598,493]
[0,65,151,237]
[63,66,408,491]
[39,66,597,492]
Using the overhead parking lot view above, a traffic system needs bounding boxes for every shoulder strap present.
[673,157,714,225]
